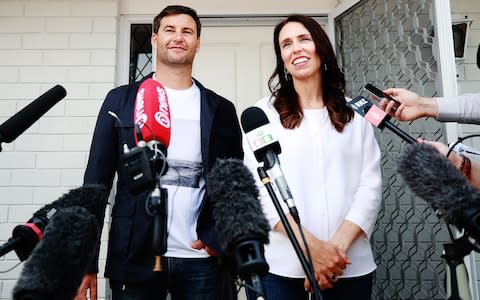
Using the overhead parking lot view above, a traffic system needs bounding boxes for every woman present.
[243,15,382,300]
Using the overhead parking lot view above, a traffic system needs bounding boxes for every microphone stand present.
[257,167,323,300]
[149,179,168,272]
[148,145,168,272]
[443,234,473,300]
[234,240,267,300]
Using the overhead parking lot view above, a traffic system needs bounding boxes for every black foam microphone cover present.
[0,85,66,144]
[477,43,480,69]
[33,184,108,227]
[12,206,98,300]
[396,143,480,240]
[207,158,270,251]
[11,184,108,261]
[240,106,269,133]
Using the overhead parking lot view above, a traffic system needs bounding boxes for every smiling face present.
[278,21,321,81]
[152,13,200,66]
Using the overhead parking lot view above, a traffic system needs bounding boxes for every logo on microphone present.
[365,104,387,127]
[247,126,274,150]
[135,87,148,127]
[155,87,171,128]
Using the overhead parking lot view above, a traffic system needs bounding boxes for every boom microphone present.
[207,158,270,297]
[12,206,98,300]
[347,96,417,144]
[396,143,480,242]
[0,184,107,261]
[241,106,300,224]
[0,85,66,149]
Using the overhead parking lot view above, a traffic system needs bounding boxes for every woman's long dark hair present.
[268,15,353,132]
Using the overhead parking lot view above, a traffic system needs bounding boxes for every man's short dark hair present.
[153,5,201,37]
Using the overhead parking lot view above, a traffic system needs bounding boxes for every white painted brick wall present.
[46,18,93,33]
[0,51,43,66]
[0,37,21,50]
[0,1,117,298]
[22,35,70,49]
[0,3,23,17]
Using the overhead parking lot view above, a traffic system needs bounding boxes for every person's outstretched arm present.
[379,88,438,121]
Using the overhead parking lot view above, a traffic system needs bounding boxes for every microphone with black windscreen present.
[397,142,476,300]
[12,206,98,300]
[347,95,417,144]
[0,85,67,151]
[241,106,300,224]
[0,184,108,261]
[396,143,480,242]
[207,158,270,299]
[477,44,480,69]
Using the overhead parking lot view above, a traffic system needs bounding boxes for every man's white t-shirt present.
[159,81,209,258]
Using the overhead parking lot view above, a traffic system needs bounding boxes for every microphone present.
[477,44,480,69]
[396,143,480,242]
[0,85,66,150]
[0,184,107,261]
[134,78,171,147]
[12,206,98,300]
[122,78,171,194]
[347,95,417,144]
[128,78,172,270]
[241,106,300,224]
[207,158,270,298]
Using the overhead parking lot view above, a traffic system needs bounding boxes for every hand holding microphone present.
[379,87,438,121]
[396,143,480,243]
[347,95,417,144]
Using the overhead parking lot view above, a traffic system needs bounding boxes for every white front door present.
[193,25,276,114]
[193,17,327,115]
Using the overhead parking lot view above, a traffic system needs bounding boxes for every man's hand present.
[191,239,219,256]
[74,273,97,300]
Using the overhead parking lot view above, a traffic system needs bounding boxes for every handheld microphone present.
[207,158,270,298]
[12,206,98,300]
[0,184,107,261]
[241,106,300,224]
[134,78,171,147]
[0,85,66,150]
[396,143,480,242]
[347,95,417,144]
[122,78,171,194]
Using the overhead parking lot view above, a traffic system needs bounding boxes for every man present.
[76,5,243,299]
